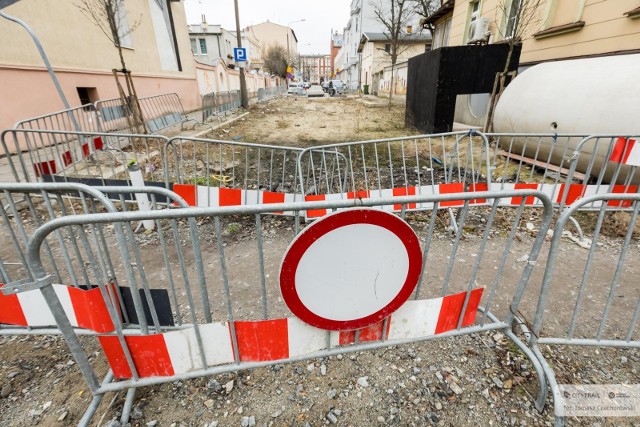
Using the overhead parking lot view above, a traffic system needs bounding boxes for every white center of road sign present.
[280,209,422,331]
[233,47,247,62]
[296,224,409,320]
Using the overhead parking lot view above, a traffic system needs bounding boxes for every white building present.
[337,0,423,90]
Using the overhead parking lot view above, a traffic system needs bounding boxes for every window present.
[433,23,444,49]
[548,0,582,27]
[505,0,521,39]
[77,87,99,110]
[115,1,132,48]
[433,17,452,49]
[466,0,481,42]
[384,43,391,53]
[443,18,452,46]
[190,38,197,54]
[199,39,208,55]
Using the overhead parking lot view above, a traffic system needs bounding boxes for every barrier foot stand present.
[447,208,459,235]
[531,342,565,426]
[485,309,549,414]
[78,370,114,427]
[120,387,137,424]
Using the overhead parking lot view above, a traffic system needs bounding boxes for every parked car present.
[307,84,325,98]
[328,80,346,96]
[287,83,304,95]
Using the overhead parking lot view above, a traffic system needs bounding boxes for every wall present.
[194,61,282,97]
[360,41,428,90]
[378,61,410,95]
[405,44,521,133]
[438,0,640,64]
[0,0,199,133]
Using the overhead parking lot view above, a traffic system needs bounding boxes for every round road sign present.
[279,209,422,331]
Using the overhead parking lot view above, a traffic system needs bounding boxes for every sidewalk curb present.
[192,112,251,138]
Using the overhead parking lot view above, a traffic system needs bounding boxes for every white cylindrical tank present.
[494,54,640,184]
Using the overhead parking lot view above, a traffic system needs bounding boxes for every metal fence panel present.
[526,193,640,424]
[0,183,193,299]
[1,129,169,184]
[164,136,304,212]
[95,93,186,134]
[1,189,555,424]
[296,132,492,216]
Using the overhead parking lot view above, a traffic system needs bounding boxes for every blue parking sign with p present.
[234,48,247,62]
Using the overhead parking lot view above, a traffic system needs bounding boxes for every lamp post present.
[233,0,248,108]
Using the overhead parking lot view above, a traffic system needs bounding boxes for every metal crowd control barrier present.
[558,134,640,211]
[1,189,554,425]
[201,90,242,122]
[1,129,169,184]
[296,132,492,219]
[0,183,193,301]
[95,93,187,134]
[484,133,640,210]
[526,193,640,426]
[13,104,102,134]
[257,86,285,102]
[164,136,305,212]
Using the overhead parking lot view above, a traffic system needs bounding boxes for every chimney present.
[202,14,208,30]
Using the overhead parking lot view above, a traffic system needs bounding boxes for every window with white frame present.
[442,18,452,47]
[433,22,444,49]
[505,0,521,39]
[199,38,208,55]
[190,38,197,54]
[466,0,481,42]
[116,0,133,48]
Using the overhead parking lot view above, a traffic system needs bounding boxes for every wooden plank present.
[496,149,586,181]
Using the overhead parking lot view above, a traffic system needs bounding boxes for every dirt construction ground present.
[1,96,639,427]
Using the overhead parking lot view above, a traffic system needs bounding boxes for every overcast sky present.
[183,0,351,55]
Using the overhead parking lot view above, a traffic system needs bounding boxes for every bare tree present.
[76,0,146,133]
[262,45,293,78]
[414,0,442,38]
[371,0,418,106]
[484,0,542,131]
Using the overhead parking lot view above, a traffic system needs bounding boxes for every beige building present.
[357,32,431,95]
[425,0,640,65]
[422,0,640,126]
[249,21,299,58]
[0,0,199,135]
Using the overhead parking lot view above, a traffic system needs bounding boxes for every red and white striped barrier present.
[32,136,104,177]
[99,288,483,379]
[171,181,639,219]
[610,137,640,167]
[172,184,301,215]
[0,282,117,333]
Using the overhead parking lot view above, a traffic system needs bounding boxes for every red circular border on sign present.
[279,209,423,331]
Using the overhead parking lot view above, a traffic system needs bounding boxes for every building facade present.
[300,54,331,84]
[250,21,299,58]
[424,0,640,65]
[422,0,640,126]
[0,0,198,136]
[357,32,431,95]
[337,0,425,90]
[188,19,239,66]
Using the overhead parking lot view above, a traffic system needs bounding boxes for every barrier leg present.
[120,387,137,424]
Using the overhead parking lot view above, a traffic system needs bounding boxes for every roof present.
[357,31,432,52]
[421,0,455,26]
